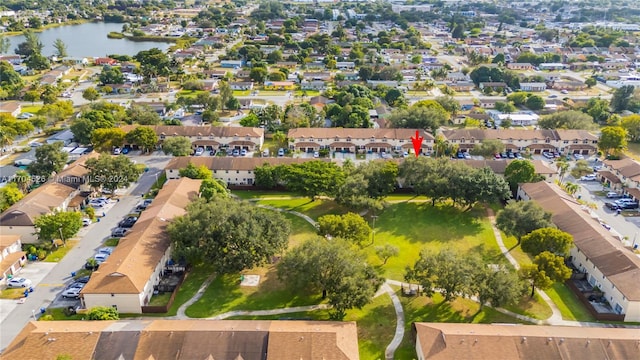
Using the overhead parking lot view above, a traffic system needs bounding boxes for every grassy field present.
[233,190,299,199]
[545,283,595,322]
[503,293,553,320]
[0,288,27,300]
[363,202,506,280]
[148,292,172,306]
[21,105,43,114]
[626,142,640,160]
[104,238,119,247]
[256,198,348,220]
[184,268,325,318]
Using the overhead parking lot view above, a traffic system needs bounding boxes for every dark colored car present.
[75,276,90,283]
[605,202,620,210]
[111,228,129,237]
[118,216,138,228]
[84,260,102,271]
[621,202,639,210]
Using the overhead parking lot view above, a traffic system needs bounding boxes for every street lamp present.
[154,172,159,187]
[31,309,36,321]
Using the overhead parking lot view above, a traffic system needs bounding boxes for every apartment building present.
[120,125,264,151]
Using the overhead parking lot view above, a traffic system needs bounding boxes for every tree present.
[475,266,524,308]
[525,94,545,110]
[239,113,260,127]
[494,101,516,114]
[585,77,597,88]
[538,111,596,130]
[82,87,100,102]
[162,136,193,156]
[34,211,82,244]
[507,92,529,106]
[70,118,95,145]
[0,36,9,54]
[199,178,229,201]
[586,98,611,124]
[23,90,41,104]
[179,162,211,179]
[85,154,142,192]
[134,48,171,79]
[40,85,59,104]
[518,263,553,298]
[277,238,382,319]
[384,88,405,107]
[521,227,573,257]
[570,159,594,178]
[0,60,25,98]
[168,198,290,272]
[598,126,627,155]
[26,53,51,71]
[126,104,161,125]
[452,24,465,39]
[375,244,399,265]
[29,142,69,182]
[610,85,634,112]
[504,160,541,194]
[12,169,31,193]
[534,251,571,284]
[125,126,158,153]
[317,213,371,246]
[98,66,125,85]
[435,96,461,118]
[0,183,24,212]
[92,128,126,152]
[53,38,68,58]
[282,161,345,199]
[334,173,384,214]
[492,53,505,64]
[470,139,505,157]
[406,249,476,302]
[621,114,640,142]
[268,71,286,81]
[15,30,43,57]
[388,106,449,134]
[87,306,119,320]
[249,67,267,83]
[219,81,232,111]
[496,200,553,244]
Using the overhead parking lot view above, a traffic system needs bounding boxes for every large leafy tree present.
[610,85,634,112]
[538,111,596,130]
[475,266,524,308]
[29,142,69,182]
[525,94,546,110]
[34,211,82,244]
[521,227,573,257]
[179,162,211,179]
[199,178,229,201]
[15,29,43,57]
[277,238,382,320]
[496,200,553,244]
[334,173,384,213]
[134,48,171,79]
[406,249,477,302]
[70,118,95,145]
[534,251,571,284]
[518,264,553,298]
[98,66,125,85]
[168,198,290,271]
[162,136,193,156]
[92,128,126,152]
[504,159,542,194]
[125,126,158,153]
[126,104,161,125]
[282,161,345,199]
[317,213,372,247]
[53,38,68,58]
[388,105,448,133]
[0,60,25,98]
[586,97,611,124]
[621,114,640,142]
[85,154,142,192]
[598,126,627,156]
[470,139,506,157]
[0,183,24,212]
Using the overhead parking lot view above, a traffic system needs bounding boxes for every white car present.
[61,287,82,299]
[113,148,122,155]
[313,151,320,158]
[94,253,109,262]
[606,191,621,198]
[194,147,204,156]
[580,174,597,181]
[82,218,92,226]
[7,277,32,288]
[17,112,34,119]
[574,153,584,160]
[98,247,114,255]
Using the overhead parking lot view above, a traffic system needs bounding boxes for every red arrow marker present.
[410,130,423,158]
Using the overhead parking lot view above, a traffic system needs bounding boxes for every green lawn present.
[545,283,595,322]
[0,288,26,300]
[43,240,78,262]
[364,202,506,280]
[21,105,43,114]
[280,212,317,248]
[41,307,85,320]
[345,294,396,360]
[232,90,251,96]
[176,90,208,98]
[503,293,553,320]
[626,142,640,161]
[227,310,332,320]
[256,198,348,220]
[185,269,325,318]
[501,233,532,266]
[233,190,300,200]
[104,238,119,247]
[148,292,172,306]
[294,90,321,97]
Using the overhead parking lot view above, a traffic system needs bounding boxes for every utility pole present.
[59,227,65,246]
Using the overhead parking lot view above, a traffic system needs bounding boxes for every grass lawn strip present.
[256,198,348,220]
[545,283,596,322]
[43,240,78,262]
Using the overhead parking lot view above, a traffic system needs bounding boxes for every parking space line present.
[37,283,65,287]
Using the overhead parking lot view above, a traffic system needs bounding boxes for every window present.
[197,136,202,140]
[160,135,165,140]
[573,140,578,144]
[545,138,550,143]
[460,138,465,143]
[614,303,623,314]
[583,139,588,144]
[347,137,351,142]
[563,140,569,144]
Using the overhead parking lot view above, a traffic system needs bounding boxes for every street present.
[0,154,170,352]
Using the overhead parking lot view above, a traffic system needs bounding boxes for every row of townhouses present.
[597,158,640,201]
[120,125,264,151]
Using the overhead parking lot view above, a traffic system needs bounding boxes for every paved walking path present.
[377,281,405,360]
[207,304,332,320]
[175,274,215,319]
[255,204,318,226]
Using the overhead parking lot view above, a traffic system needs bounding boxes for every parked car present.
[118,216,138,228]
[277,148,285,157]
[29,141,43,147]
[494,153,501,159]
[606,192,622,198]
[515,153,523,159]
[232,149,240,157]
[75,276,90,283]
[209,150,216,156]
[605,202,620,210]
[314,151,320,158]
[98,247,114,255]
[61,287,82,299]
[194,147,204,156]
[82,218,92,226]
[580,174,597,181]
[616,199,639,209]
[94,253,109,262]
[621,202,639,209]
[111,228,129,237]
[240,149,247,156]
[113,147,122,155]
[66,282,85,290]
[574,153,585,160]
[542,152,554,159]
[6,277,32,288]
[84,260,102,270]
[135,199,153,211]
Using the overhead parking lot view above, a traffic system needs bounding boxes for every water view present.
[6,22,172,57]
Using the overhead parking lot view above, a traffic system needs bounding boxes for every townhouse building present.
[81,178,201,314]
[440,129,598,155]
[120,125,264,152]
[599,158,640,200]
[287,128,435,154]
[0,235,27,286]
[518,181,640,322]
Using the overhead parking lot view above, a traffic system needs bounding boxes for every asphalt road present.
[0,155,170,352]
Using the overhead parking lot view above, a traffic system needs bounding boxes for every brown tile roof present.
[81,178,201,295]
[603,158,640,179]
[120,125,264,138]
[520,181,640,301]
[0,234,21,250]
[441,129,562,141]
[288,128,434,141]
[165,157,330,172]
[3,320,360,360]
[0,182,76,226]
[0,251,26,274]
[556,129,598,141]
[598,170,622,184]
[415,323,640,360]
[460,159,555,175]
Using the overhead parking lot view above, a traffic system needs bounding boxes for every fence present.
[141,271,187,314]
[565,280,625,322]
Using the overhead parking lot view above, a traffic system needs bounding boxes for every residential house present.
[106,83,133,94]
[81,178,201,314]
[2,320,360,360]
[0,55,22,65]
[204,70,227,79]
[552,81,587,91]
[304,72,332,81]
[479,82,507,91]
[276,61,298,68]
[448,81,475,91]
[220,60,244,68]
[461,159,556,180]
[288,128,435,154]
[441,129,598,155]
[61,57,88,66]
[414,323,640,359]
[600,158,640,199]
[478,99,497,108]
[120,125,264,151]
[131,102,167,116]
[487,110,540,126]
[519,82,547,92]
[518,181,640,322]
[165,157,328,185]
[0,235,27,285]
[539,63,567,70]
[93,57,117,66]
[300,80,327,90]
[264,81,296,90]
[336,61,356,70]
[229,81,254,90]
[445,72,469,82]
[507,62,534,70]
[0,102,21,117]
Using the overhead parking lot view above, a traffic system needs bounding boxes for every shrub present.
[87,306,119,320]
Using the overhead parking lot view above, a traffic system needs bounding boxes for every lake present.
[6,22,172,57]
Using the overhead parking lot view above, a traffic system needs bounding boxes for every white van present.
[262,149,270,157]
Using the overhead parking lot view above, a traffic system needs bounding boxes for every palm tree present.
[556,159,569,183]
[564,182,579,196]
